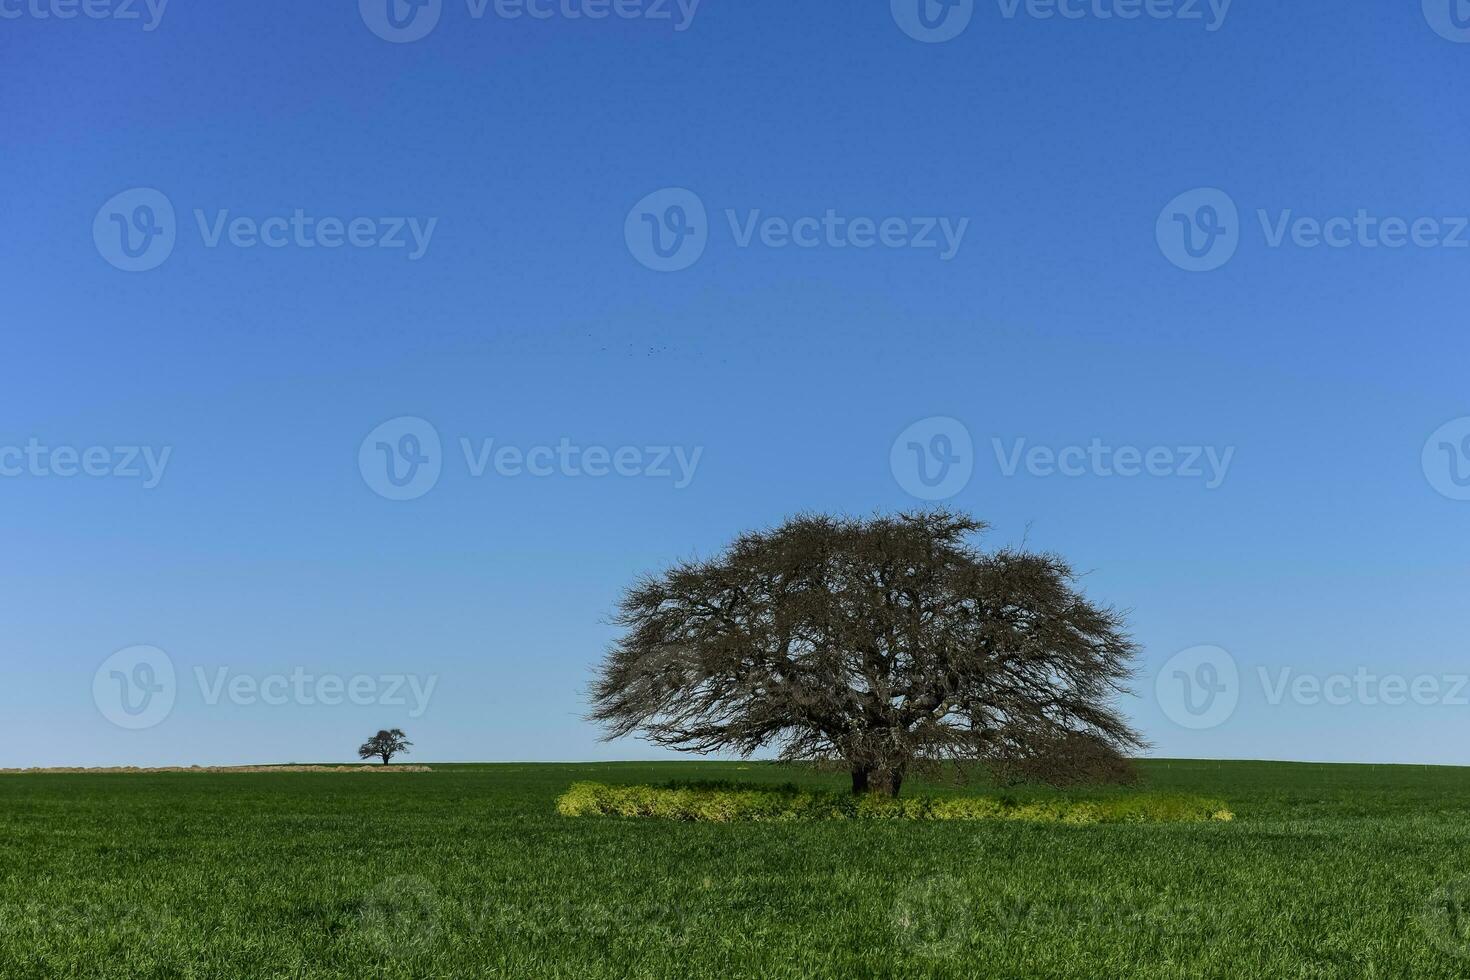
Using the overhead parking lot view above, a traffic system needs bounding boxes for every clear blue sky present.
[3,1,1468,767]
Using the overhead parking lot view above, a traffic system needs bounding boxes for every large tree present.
[358,728,412,765]
[589,511,1143,796]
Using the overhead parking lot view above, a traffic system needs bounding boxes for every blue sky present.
[3,0,1469,767]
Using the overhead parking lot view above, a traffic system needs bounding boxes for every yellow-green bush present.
[555,782,1233,825]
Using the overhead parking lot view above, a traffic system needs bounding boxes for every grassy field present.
[2,759,1469,978]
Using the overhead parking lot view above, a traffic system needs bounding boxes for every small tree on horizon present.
[358,729,412,765]
[589,511,1144,797]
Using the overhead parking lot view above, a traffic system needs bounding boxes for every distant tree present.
[589,511,1144,797]
[358,729,413,765]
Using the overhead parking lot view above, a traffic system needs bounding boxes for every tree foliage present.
[590,511,1144,795]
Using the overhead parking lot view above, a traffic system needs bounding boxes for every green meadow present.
[2,759,1468,978]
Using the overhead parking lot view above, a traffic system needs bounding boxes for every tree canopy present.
[590,511,1143,795]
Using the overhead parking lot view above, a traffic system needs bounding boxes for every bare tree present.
[589,511,1143,796]
[358,729,413,765]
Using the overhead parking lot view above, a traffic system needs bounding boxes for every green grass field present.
[3,759,1469,978]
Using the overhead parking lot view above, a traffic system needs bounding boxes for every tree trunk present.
[872,770,903,797]
[851,767,870,794]
[380,753,390,765]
